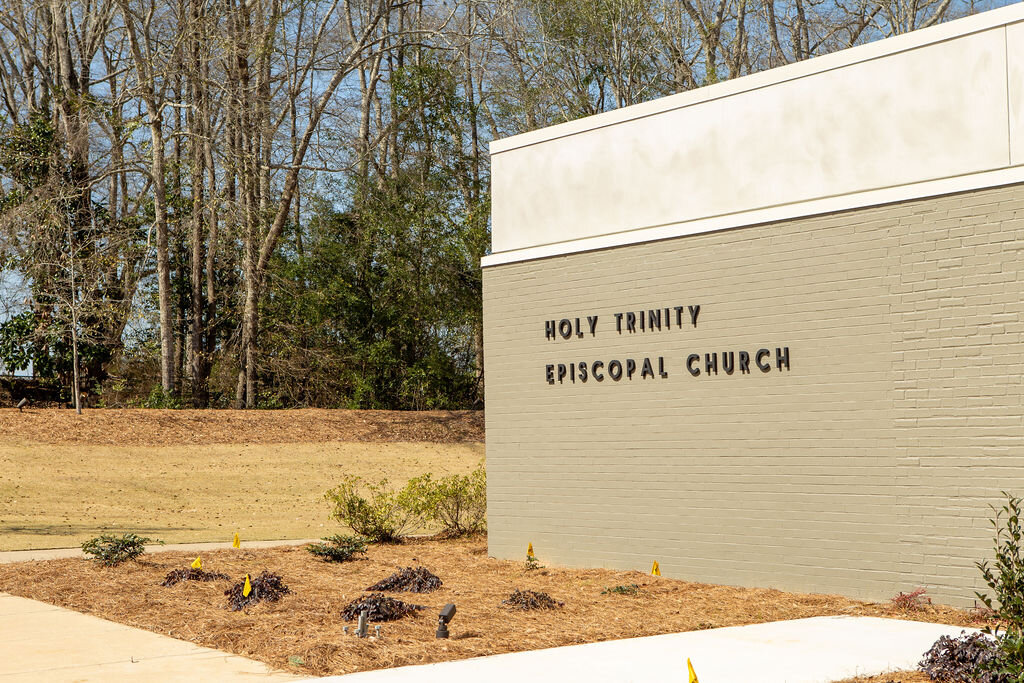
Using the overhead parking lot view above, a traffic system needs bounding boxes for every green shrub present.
[305,534,368,562]
[401,464,486,537]
[324,476,420,543]
[82,533,161,566]
[978,492,1024,626]
[133,385,184,409]
[976,491,1024,678]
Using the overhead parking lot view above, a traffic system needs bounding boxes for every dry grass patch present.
[0,408,483,446]
[0,537,984,678]
[0,441,483,550]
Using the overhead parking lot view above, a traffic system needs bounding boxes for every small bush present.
[976,492,1024,677]
[602,583,640,596]
[225,571,290,611]
[305,535,368,563]
[891,588,930,612]
[324,476,421,543]
[367,566,443,593]
[977,492,1024,627]
[341,593,424,622]
[502,589,564,610]
[161,568,231,587]
[82,533,161,566]
[135,385,184,409]
[401,464,486,537]
[525,546,543,571]
[919,631,1004,683]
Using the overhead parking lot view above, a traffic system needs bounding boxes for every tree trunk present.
[151,118,175,395]
[118,0,175,395]
[188,0,209,407]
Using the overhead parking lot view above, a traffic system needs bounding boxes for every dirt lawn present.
[0,409,483,550]
[0,537,983,679]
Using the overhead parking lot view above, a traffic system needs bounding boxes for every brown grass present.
[0,408,484,446]
[0,408,484,551]
[0,442,482,550]
[0,537,984,678]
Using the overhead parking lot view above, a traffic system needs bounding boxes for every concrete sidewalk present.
[0,592,299,682]
[320,615,972,683]
[0,587,973,682]
[0,539,316,564]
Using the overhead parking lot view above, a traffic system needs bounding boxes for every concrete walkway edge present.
[315,615,977,683]
[0,539,317,564]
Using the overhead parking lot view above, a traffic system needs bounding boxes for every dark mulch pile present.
[502,589,564,610]
[341,593,425,622]
[161,568,231,587]
[367,566,443,593]
[225,571,290,611]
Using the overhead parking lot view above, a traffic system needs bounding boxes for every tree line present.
[0,0,1003,410]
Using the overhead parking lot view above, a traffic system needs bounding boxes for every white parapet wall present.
[482,4,1024,606]
[486,3,1024,266]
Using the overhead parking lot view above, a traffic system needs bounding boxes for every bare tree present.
[116,0,179,395]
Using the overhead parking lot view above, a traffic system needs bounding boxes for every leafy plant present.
[978,492,1024,627]
[525,547,543,571]
[324,476,421,543]
[136,385,184,409]
[367,566,443,593]
[602,583,640,596]
[891,587,930,612]
[81,533,160,566]
[225,571,290,611]
[400,464,486,537]
[305,535,368,563]
[341,593,424,622]
[502,589,564,610]
[161,568,230,587]
[975,491,1024,678]
[919,631,1005,683]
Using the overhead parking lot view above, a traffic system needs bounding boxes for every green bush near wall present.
[324,464,486,542]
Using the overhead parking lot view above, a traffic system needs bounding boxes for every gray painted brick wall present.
[482,182,1024,606]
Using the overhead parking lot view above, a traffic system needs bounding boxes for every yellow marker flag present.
[651,561,661,576]
[232,533,240,548]
[527,542,535,558]
[687,658,699,683]
[243,574,252,597]
[191,556,202,570]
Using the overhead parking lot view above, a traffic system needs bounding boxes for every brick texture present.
[482,182,1024,606]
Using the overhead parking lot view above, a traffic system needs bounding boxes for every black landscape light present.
[436,603,456,639]
[16,398,27,412]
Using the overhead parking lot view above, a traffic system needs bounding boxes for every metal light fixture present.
[436,603,456,639]
[356,609,369,638]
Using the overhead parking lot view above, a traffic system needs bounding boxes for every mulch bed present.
[0,537,985,678]
[837,674,931,683]
[0,408,484,445]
